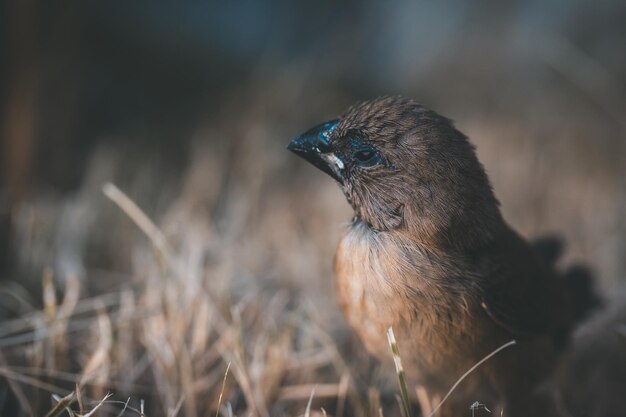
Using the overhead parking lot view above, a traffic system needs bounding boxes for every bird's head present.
[288,96,503,248]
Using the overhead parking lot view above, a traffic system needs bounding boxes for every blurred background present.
[1,1,625,416]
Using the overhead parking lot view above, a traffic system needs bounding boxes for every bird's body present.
[335,219,487,383]
[288,97,596,416]
[336,219,564,415]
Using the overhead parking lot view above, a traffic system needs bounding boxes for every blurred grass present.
[0,77,385,416]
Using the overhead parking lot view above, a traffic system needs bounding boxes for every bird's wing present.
[530,235,564,267]
[480,270,557,336]
[531,235,600,321]
[477,234,569,337]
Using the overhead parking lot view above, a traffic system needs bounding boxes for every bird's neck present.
[398,205,508,256]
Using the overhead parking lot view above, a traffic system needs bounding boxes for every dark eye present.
[353,146,380,166]
[355,150,374,161]
[348,137,383,167]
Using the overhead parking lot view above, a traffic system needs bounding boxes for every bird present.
[287,96,598,417]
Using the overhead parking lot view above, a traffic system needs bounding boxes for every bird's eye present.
[353,146,380,166]
[355,150,374,162]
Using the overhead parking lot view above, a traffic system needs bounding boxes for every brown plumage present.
[288,97,598,416]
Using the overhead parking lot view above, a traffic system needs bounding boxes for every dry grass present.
[0,179,368,416]
[0,78,388,417]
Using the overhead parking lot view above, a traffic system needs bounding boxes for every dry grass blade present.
[279,384,341,400]
[77,384,85,415]
[43,390,77,417]
[215,362,231,417]
[386,327,413,417]
[336,371,349,417]
[0,366,66,393]
[42,268,57,323]
[0,291,121,340]
[79,303,112,390]
[415,386,432,416]
[427,340,517,417]
[83,392,113,417]
[115,397,131,417]
[168,396,185,417]
[368,388,381,417]
[303,385,317,417]
[0,351,33,416]
[102,182,173,262]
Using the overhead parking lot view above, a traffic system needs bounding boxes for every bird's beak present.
[287,120,344,184]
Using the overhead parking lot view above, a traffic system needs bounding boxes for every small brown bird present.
[288,97,597,417]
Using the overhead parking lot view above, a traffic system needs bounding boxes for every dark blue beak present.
[287,120,343,183]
